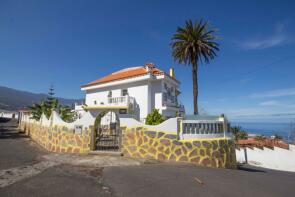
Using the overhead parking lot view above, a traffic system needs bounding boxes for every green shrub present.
[145,109,165,125]
[230,126,248,141]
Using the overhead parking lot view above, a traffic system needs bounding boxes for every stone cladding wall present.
[20,122,91,153]
[121,127,236,168]
[19,122,236,168]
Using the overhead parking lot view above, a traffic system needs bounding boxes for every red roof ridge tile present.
[81,63,169,88]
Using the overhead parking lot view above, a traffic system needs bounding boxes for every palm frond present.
[171,19,219,66]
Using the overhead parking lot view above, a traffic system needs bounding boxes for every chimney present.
[169,68,175,78]
[144,63,154,73]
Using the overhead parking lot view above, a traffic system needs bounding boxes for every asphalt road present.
[0,118,112,197]
[0,118,45,170]
[1,118,295,197]
[103,163,295,197]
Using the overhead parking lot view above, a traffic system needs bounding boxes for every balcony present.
[108,96,134,107]
[84,96,135,110]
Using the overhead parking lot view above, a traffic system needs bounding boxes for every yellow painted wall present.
[20,122,236,168]
[20,122,91,153]
[121,127,236,168]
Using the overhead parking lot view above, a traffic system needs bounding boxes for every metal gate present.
[96,123,120,151]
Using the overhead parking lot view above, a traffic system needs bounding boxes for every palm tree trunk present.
[192,61,199,115]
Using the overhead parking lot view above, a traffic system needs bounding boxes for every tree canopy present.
[29,86,76,122]
[145,109,165,125]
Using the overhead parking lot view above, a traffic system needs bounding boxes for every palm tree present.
[59,105,76,122]
[254,135,266,146]
[231,126,248,141]
[254,135,266,141]
[171,19,219,114]
[273,134,283,140]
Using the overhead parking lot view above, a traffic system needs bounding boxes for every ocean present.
[231,122,294,141]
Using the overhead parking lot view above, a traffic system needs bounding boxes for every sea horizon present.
[231,121,294,141]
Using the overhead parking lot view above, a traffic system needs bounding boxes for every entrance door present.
[95,111,121,151]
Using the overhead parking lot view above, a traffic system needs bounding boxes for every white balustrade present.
[181,119,232,139]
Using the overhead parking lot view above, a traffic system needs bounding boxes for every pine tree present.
[29,85,76,122]
[43,85,58,118]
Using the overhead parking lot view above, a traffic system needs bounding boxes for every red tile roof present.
[81,63,164,88]
[236,138,289,150]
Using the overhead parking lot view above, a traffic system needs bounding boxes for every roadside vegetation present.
[145,109,165,125]
[29,86,76,122]
[230,126,248,141]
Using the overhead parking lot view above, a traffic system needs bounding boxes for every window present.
[167,88,171,96]
[164,83,168,90]
[122,89,128,96]
[74,125,83,134]
[119,109,127,114]
[108,91,112,97]
[163,93,167,101]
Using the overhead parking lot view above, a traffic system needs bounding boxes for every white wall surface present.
[85,80,149,120]
[83,73,181,121]
[120,117,179,134]
[151,80,162,112]
[100,111,117,125]
[236,145,295,172]
[40,114,51,127]
[235,148,246,163]
[22,111,96,130]
[0,112,18,119]
[21,111,179,134]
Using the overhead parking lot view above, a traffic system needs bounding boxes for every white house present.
[79,63,185,122]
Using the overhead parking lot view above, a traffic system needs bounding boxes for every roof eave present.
[81,73,154,91]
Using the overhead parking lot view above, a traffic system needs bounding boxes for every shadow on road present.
[0,118,28,140]
[0,118,12,123]
[237,165,266,173]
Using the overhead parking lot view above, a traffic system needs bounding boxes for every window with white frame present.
[108,91,112,97]
[122,89,128,96]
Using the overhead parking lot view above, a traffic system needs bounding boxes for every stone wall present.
[20,122,91,153]
[121,127,236,168]
[19,121,236,169]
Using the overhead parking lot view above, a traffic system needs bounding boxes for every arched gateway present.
[93,110,121,151]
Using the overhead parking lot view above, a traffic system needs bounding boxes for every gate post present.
[90,126,96,151]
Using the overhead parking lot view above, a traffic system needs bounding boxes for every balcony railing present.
[107,96,134,106]
[180,116,232,140]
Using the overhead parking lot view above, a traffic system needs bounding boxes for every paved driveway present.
[1,118,295,197]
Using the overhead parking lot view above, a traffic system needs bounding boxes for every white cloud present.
[240,22,291,50]
[259,100,280,106]
[250,87,295,98]
[259,100,295,109]
[242,36,285,49]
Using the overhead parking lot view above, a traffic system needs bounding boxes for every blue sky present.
[1,0,295,122]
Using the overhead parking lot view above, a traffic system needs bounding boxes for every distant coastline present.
[232,122,293,141]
